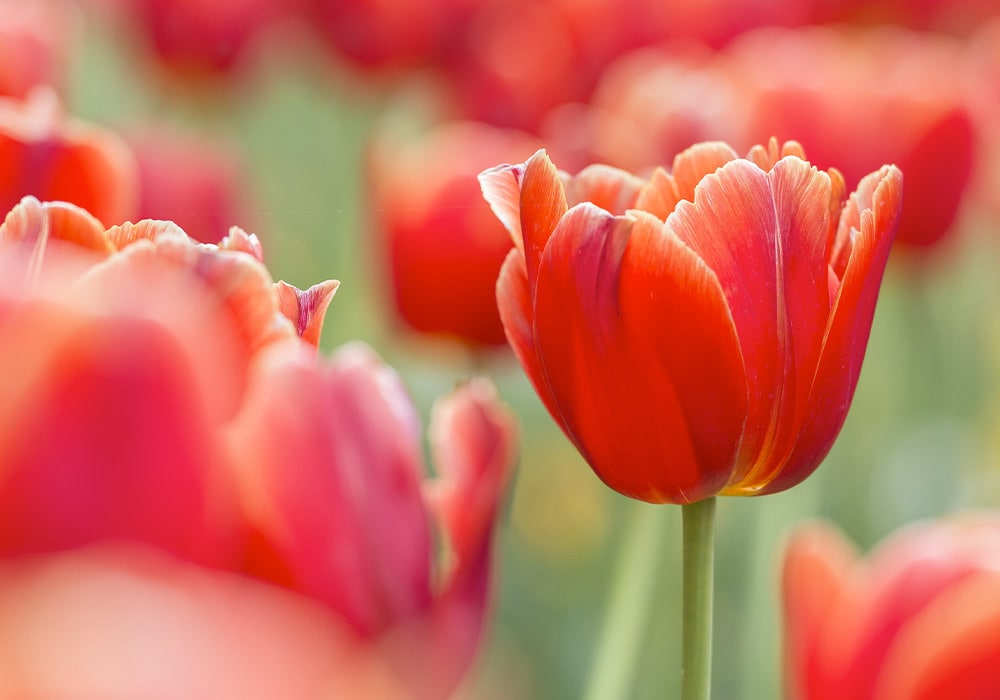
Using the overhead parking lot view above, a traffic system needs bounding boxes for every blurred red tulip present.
[0,197,303,566]
[303,0,479,72]
[784,517,1000,700]
[0,0,79,99]
[121,0,294,78]
[481,139,901,504]
[577,27,973,252]
[368,121,542,349]
[127,127,255,244]
[0,88,138,227]
[728,26,975,251]
[228,341,517,697]
[0,194,515,695]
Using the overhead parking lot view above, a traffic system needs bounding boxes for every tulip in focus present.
[0,88,138,227]
[784,516,1000,699]
[480,139,902,504]
[368,120,542,349]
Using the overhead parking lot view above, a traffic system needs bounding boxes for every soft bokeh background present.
[27,1,1000,697]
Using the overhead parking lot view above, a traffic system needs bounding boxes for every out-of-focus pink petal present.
[274,279,339,347]
[220,225,264,262]
[229,342,433,637]
[0,293,239,566]
[0,544,403,700]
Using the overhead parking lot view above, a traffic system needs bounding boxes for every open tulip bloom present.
[480,138,903,698]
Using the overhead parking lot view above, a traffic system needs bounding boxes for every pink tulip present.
[228,341,517,697]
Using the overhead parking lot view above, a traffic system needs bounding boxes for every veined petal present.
[478,160,526,250]
[517,150,569,292]
[763,165,901,495]
[669,141,739,204]
[635,167,681,220]
[532,203,744,503]
[274,279,340,347]
[666,159,783,484]
[563,163,644,213]
[106,219,189,249]
[729,157,836,492]
[496,248,559,421]
[618,210,748,502]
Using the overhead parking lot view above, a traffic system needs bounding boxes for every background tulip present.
[367,120,542,350]
[228,341,517,697]
[784,517,1000,700]
[481,141,902,504]
[0,88,138,227]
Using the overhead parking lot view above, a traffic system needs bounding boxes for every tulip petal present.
[877,573,1000,700]
[517,150,569,291]
[764,165,901,494]
[230,343,433,638]
[0,312,233,566]
[669,141,739,204]
[782,522,857,700]
[274,279,340,347]
[665,159,783,483]
[733,157,837,490]
[531,203,745,503]
[563,163,644,213]
[496,248,560,420]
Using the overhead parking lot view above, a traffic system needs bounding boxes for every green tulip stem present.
[682,497,716,700]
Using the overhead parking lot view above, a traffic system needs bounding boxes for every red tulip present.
[228,341,517,697]
[0,197,304,566]
[577,27,972,252]
[727,26,974,251]
[480,139,902,504]
[0,88,138,227]
[121,0,294,79]
[784,517,1000,699]
[368,121,542,349]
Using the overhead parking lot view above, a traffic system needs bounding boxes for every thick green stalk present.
[682,497,716,700]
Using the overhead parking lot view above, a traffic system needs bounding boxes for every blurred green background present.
[66,12,1000,700]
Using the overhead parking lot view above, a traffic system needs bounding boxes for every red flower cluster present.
[0,196,517,698]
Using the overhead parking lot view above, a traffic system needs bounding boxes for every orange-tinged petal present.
[495,248,555,418]
[634,166,681,220]
[531,204,745,503]
[668,140,739,204]
[478,159,526,250]
[666,159,784,483]
[730,157,837,491]
[0,196,113,284]
[562,163,644,213]
[763,165,901,495]
[517,150,569,292]
[106,218,189,249]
